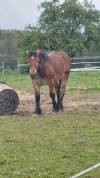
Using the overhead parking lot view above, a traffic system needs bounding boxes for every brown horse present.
[27,50,71,115]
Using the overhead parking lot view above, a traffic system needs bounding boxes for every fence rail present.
[0,56,100,80]
[71,67,100,71]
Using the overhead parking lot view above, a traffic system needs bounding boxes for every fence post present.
[2,61,4,81]
[18,60,20,76]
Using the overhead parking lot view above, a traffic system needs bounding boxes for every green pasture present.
[0,112,100,178]
[1,71,100,91]
[0,71,100,178]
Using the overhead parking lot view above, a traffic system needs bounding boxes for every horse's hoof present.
[32,113,42,116]
[57,106,63,112]
[32,113,39,116]
[52,108,59,113]
[58,109,64,113]
[33,109,42,115]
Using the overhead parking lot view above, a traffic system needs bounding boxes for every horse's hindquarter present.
[48,52,70,79]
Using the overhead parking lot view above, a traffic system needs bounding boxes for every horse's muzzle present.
[30,74,38,80]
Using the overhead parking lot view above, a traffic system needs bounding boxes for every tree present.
[38,0,100,55]
[39,0,63,50]
[17,27,42,56]
[17,0,100,56]
[0,30,18,59]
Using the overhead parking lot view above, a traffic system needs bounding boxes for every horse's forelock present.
[28,51,37,58]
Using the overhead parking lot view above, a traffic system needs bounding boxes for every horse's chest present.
[39,78,49,85]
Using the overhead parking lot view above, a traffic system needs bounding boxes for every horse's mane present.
[38,52,49,77]
[38,52,49,65]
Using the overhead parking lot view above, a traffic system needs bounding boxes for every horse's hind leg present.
[58,73,70,111]
[49,80,58,112]
[57,81,64,111]
[56,80,61,110]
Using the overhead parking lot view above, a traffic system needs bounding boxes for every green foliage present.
[0,30,18,59]
[17,0,100,56]
[38,0,100,55]
[17,27,45,57]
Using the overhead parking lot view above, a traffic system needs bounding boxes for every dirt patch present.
[16,90,100,116]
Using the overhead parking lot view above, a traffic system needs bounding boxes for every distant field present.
[2,71,100,92]
[0,71,100,178]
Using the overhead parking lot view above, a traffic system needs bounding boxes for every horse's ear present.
[25,50,30,63]
[36,49,41,57]
[26,50,29,57]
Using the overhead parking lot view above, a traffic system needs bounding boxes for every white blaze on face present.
[30,68,32,74]
[30,67,37,75]
[29,56,37,75]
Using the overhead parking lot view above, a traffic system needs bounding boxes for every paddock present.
[16,89,100,116]
[0,68,100,178]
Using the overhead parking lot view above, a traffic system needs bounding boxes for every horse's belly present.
[39,78,49,85]
[39,76,62,86]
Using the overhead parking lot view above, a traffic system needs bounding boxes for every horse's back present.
[47,51,71,75]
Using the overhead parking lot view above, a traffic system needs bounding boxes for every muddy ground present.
[16,90,100,116]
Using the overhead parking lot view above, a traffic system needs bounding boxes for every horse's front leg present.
[32,80,42,115]
[49,80,58,112]
[34,93,42,115]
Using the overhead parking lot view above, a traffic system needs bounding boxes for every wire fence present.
[71,56,100,71]
[0,60,28,81]
[0,56,100,81]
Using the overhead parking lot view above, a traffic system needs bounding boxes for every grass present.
[68,71,100,91]
[1,71,100,92]
[1,74,32,91]
[0,112,100,178]
[0,71,100,177]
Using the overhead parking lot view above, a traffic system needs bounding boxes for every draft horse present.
[27,50,71,115]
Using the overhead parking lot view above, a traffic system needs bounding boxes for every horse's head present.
[27,51,40,79]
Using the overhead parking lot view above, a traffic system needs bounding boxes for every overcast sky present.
[0,0,100,30]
